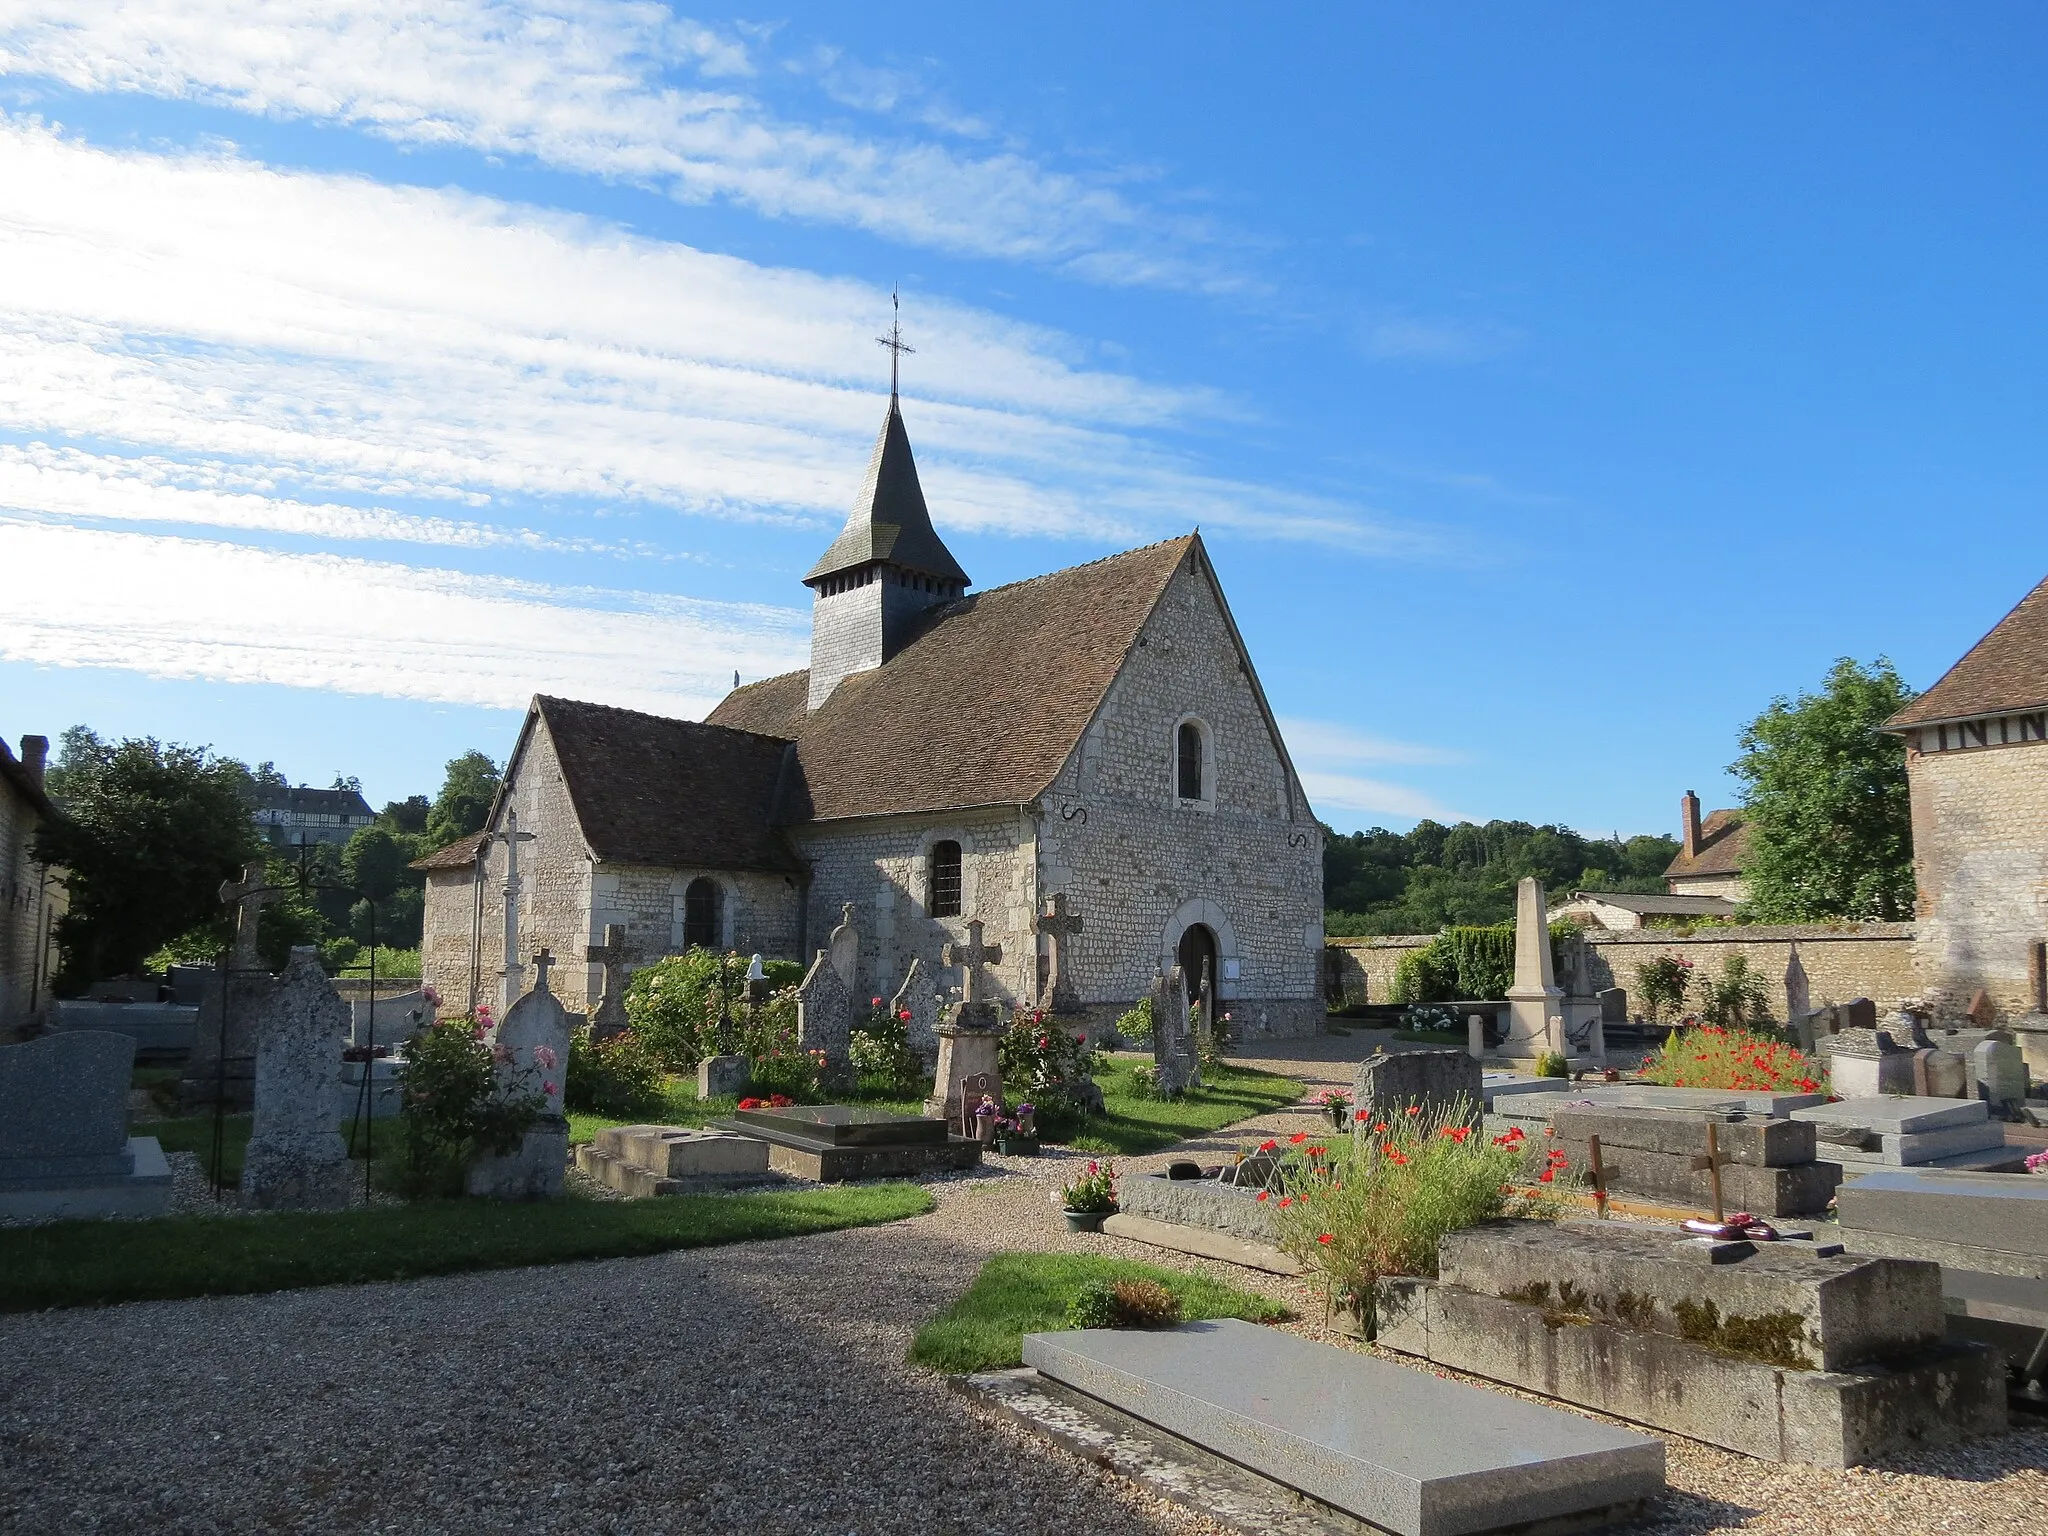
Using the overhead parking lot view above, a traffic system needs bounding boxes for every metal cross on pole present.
[493,808,537,1017]
[876,286,914,397]
[218,860,281,970]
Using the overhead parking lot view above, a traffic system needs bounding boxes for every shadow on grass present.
[909,1251,1290,1374]
[1060,1061,1304,1156]
[0,1184,934,1312]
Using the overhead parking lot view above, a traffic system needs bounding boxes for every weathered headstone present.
[1784,944,1810,1028]
[241,947,351,1211]
[468,950,571,1200]
[1352,1048,1483,1133]
[1973,1034,2029,1119]
[1840,997,1878,1032]
[891,955,942,1062]
[1036,893,1085,1015]
[1505,876,1564,1058]
[1149,963,1199,1095]
[1467,1011,1486,1062]
[1967,989,1999,1029]
[585,923,631,1041]
[0,1030,172,1222]
[827,902,860,994]
[796,947,855,1066]
[697,1054,750,1099]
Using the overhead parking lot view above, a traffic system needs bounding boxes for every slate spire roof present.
[802,395,969,588]
[1884,572,2048,729]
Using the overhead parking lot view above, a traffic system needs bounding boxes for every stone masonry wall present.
[588,864,801,997]
[0,778,58,1036]
[419,866,481,1016]
[1039,552,1325,1038]
[1326,925,1915,1022]
[1906,732,2048,1020]
[792,809,1036,1014]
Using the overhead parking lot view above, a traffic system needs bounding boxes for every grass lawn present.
[1066,1058,1303,1155]
[0,1184,934,1312]
[908,1251,1289,1373]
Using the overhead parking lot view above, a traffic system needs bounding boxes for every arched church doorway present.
[1176,923,1218,1014]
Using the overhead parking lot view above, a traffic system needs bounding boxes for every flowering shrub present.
[1307,1088,1353,1110]
[1634,954,1694,1023]
[1639,1023,1825,1094]
[748,1044,827,1102]
[1066,1277,1182,1330]
[1114,995,1155,1046]
[1000,1008,1105,1118]
[397,1008,544,1197]
[2024,1149,2048,1175]
[1061,1158,1118,1213]
[849,997,925,1094]
[623,948,752,1070]
[1694,955,1773,1030]
[1266,1097,1566,1332]
[564,1025,664,1118]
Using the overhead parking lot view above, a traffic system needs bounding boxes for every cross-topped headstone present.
[586,924,631,1040]
[219,860,281,970]
[1037,894,1085,1014]
[529,947,556,995]
[943,919,1004,1009]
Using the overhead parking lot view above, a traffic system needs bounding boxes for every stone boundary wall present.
[1327,923,1916,1019]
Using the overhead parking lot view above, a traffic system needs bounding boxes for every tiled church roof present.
[1662,809,1751,878]
[712,535,1197,821]
[1886,573,2048,728]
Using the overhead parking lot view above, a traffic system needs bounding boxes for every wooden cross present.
[219,860,281,969]
[1037,894,1084,1006]
[1690,1121,1733,1223]
[943,918,1003,1007]
[1587,1133,1609,1220]
[529,947,556,996]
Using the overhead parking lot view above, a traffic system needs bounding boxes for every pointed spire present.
[803,394,969,588]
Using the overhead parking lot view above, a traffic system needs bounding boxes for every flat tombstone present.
[0,1030,134,1172]
[241,947,351,1211]
[797,948,854,1065]
[891,956,941,1062]
[1827,1029,1916,1099]
[1353,1049,1482,1131]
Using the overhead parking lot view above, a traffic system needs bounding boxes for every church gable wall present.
[791,810,1037,1014]
[1906,731,2048,1019]
[589,864,801,987]
[1039,559,1325,1037]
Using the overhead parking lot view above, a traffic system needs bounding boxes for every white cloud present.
[1277,716,1469,768]
[0,518,806,714]
[1297,770,1474,825]
[1281,715,1474,824]
[0,116,1421,557]
[0,0,1234,287]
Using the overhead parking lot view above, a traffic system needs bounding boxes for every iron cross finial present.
[876,286,914,397]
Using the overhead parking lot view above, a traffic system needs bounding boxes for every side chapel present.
[416,388,1326,1038]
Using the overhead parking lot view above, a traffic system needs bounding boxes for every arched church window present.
[683,877,721,949]
[929,840,962,918]
[1177,720,1206,801]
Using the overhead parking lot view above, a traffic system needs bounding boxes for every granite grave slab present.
[0,1030,172,1222]
[574,1124,772,1196]
[718,1103,979,1181]
[241,948,352,1211]
[1836,1167,2048,1278]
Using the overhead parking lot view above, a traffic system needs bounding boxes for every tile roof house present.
[1663,791,1751,903]
[415,391,1326,1037]
[253,784,377,848]
[1882,575,2048,1022]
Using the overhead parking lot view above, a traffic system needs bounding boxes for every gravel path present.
[5,1040,2045,1534]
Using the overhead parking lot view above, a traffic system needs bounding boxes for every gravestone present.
[1037,893,1085,1015]
[1973,1034,2029,1119]
[891,956,942,1062]
[1793,1096,2012,1169]
[241,947,351,1211]
[467,950,571,1200]
[1504,876,1564,1059]
[827,902,860,994]
[796,947,855,1067]
[1968,989,1998,1029]
[0,1030,172,1222]
[1784,945,1810,1029]
[1597,987,1627,1027]
[1149,963,1198,1096]
[1836,1166,2048,1277]
[1840,997,1878,1032]
[942,917,1005,1029]
[697,1054,750,1099]
[1467,1011,1486,1062]
[1352,1049,1483,1133]
[180,864,285,1111]
[585,923,631,1041]
[1827,1028,1917,1099]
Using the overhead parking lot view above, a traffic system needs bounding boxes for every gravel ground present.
[4,1037,2044,1534]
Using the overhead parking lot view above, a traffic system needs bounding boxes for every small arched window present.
[929,840,963,918]
[1177,721,1206,801]
[683,877,721,949]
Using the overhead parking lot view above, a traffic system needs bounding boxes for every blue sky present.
[2,4,2044,838]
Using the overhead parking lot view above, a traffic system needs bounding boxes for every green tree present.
[36,729,262,987]
[1731,657,1917,921]
[425,750,501,847]
[380,794,431,834]
[341,822,429,948]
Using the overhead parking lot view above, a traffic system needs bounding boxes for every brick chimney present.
[1681,790,1702,859]
[20,734,47,788]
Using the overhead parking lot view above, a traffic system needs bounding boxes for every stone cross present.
[219,860,281,970]
[493,810,537,1017]
[530,947,555,995]
[1037,894,1085,1014]
[586,924,631,1040]
[943,919,1004,1009]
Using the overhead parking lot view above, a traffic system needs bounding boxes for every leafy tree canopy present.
[379,794,431,834]
[425,750,501,847]
[1325,819,1678,936]
[1732,656,1916,922]
[36,728,262,987]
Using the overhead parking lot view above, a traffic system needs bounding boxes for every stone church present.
[417,391,1326,1038]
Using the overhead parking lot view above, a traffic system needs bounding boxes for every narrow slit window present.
[929,840,962,917]
[1178,721,1205,800]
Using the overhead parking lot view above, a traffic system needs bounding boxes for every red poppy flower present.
[1259,1139,1278,1152]
[1405,1105,1422,1116]
[1257,1190,1270,1202]
[1289,1132,1308,1144]
[1317,1233,1334,1245]
[1539,1169,1555,1183]
[1278,1196,1294,1207]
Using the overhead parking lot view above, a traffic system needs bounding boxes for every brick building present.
[1885,575,2048,1021]
[1662,790,1751,902]
[0,733,63,1036]
[417,393,1326,1036]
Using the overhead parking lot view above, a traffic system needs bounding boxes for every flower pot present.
[1063,1208,1112,1233]
[1325,1105,1349,1131]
